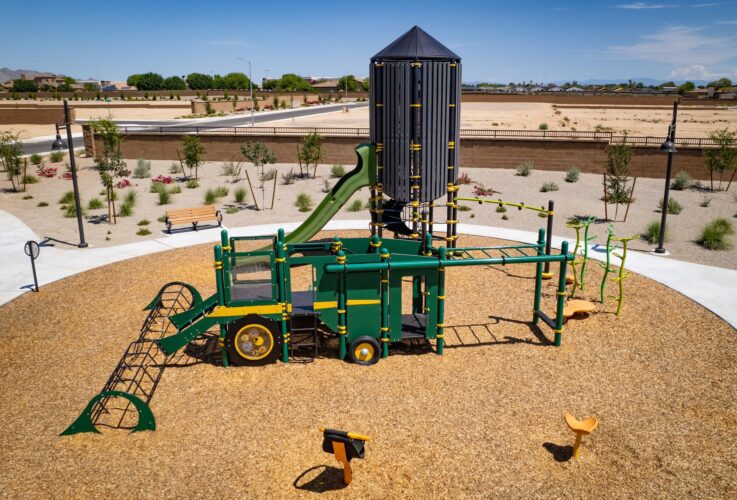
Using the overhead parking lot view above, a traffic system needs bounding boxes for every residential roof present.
[372,25,460,61]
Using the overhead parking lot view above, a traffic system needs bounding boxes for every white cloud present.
[615,2,672,9]
[669,64,717,79]
[716,19,737,24]
[693,2,720,7]
[208,39,249,47]
[609,26,737,64]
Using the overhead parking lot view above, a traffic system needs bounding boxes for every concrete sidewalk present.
[1,212,735,329]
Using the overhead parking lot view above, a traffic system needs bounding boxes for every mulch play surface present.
[1,230,736,498]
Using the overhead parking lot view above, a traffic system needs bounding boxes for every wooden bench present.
[164,206,222,233]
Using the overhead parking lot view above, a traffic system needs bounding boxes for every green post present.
[380,248,390,358]
[331,236,342,254]
[276,236,289,363]
[220,230,231,304]
[336,250,347,360]
[599,225,615,304]
[424,231,433,256]
[214,245,224,306]
[533,228,545,324]
[554,241,569,347]
[580,218,595,291]
[437,247,446,355]
[369,234,381,253]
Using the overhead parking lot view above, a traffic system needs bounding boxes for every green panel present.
[345,270,382,342]
[423,272,439,339]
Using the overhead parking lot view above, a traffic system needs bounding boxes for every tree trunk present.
[726,168,736,191]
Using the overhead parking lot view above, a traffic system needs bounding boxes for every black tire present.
[226,315,283,366]
[348,336,381,366]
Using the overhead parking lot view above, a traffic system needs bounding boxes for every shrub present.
[643,221,667,244]
[538,212,548,218]
[157,215,166,223]
[516,162,533,177]
[214,186,229,198]
[457,172,473,185]
[169,185,182,194]
[671,170,692,190]
[125,190,137,205]
[496,205,507,213]
[604,139,634,203]
[347,199,364,212]
[700,196,712,207]
[540,182,559,192]
[151,175,172,184]
[115,178,131,189]
[565,167,580,183]
[473,185,494,196]
[330,164,346,178]
[260,169,277,182]
[169,162,181,174]
[49,151,65,163]
[225,207,239,214]
[22,195,33,200]
[88,197,104,209]
[186,179,199,189]
[501,214,509,220]
[133,159,151,178]
[58,191,75,204]
[64,203,86,218]
[538,122,548,130]
[158,189,171,205]
[322,179,331,193]
[37,201,48,207]
[30,154,43,165]
[658,197,683,215]
[234,187,247,203]
[281,168,296,185]
[295,193,313,212]
[222,162,239,177]
[699,218,734,250]
[204,189,217,204]
[22,174,38,184]
[137,219,150,226]
[137,228,152,236]
[457,205,472,212]
[119,202,133,217]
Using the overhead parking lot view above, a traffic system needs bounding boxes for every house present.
[101,81,135,91]
[549,86,563,92]
[76,79,101,90]
[566,87,584,92]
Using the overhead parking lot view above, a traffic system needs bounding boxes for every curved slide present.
[284,143,375,244]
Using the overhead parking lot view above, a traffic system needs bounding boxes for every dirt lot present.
[0,230,735,498]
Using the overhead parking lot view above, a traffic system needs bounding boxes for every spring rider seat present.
[320,427,369,485]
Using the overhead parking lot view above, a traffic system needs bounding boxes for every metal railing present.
[116,125,718,147]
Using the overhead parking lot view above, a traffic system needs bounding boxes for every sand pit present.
[1,230,736,498]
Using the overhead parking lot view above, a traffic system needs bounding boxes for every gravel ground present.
[0,231,736,498]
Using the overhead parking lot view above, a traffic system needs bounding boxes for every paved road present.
[22,102,368,155]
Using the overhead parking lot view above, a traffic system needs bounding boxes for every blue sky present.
[2,0,736,83]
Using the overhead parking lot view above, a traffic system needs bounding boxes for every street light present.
[236,57,255,126]
[53,99,88,248]
[654,99,678,254]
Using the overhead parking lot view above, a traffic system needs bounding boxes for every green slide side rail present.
[284,143,375,244]
[157,294,220,356]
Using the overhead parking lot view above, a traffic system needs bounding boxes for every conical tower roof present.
[372,26,460,61]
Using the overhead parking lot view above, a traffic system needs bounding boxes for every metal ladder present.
[289,313,319,360]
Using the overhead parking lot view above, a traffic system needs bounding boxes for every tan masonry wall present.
[0,106,74,124]
[86,127,711,180]
[190,95,320,114]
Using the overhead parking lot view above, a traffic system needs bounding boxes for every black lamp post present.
[654,99,678,254]
[52,99,87,248]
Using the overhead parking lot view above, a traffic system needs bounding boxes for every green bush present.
[700,196,712,208]
[457,205,472,212]
[88,197,104,209]
[23,174,38,184]
[158,190,171,205]
[214,186,229,198]
[119,202,133,217]
[133,159,151,178]
[496,205,507,213]
[37,201,48,207]
[150,182,167,194]
[260,169,277,182]
[643,220,667,244]
[136,228,152,236]
[516,162,533,177]
[22,195,33,200]
[540,182,559,192]
[225,207,239,214]
[169,185,182,194]
[157,215,166,223]
[49,151,65,163]
[125,190,137,205]
[658,197,682,215]
[64,203,86,218]
[671,170,691,190]
[565,167,580,183]
[538,123,548,130]
[295,193,313,212]
[234,187,247,203]
[169,162,181,174]
[58,191,75,204]
[186,179,199,189]
[204,189,217,204]
[137,219,150,226]
[699,218,734,250]
[30,154,43,165]
[347,199,364,212]
[330,164,346,178]
[281,168,296,185]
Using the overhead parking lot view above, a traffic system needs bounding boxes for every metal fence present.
[116,125,718,147]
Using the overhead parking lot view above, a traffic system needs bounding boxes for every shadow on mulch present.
[543,442,573,462]
[293,465,347,492]
[444,317,552,348]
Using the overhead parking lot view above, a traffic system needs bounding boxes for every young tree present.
[604,137,634,220]
[0,131,23,192]
[298,132,324,179]
[181,135,206,181]
[223,72,252,90]
[91,119,128,223]
[12,79,37,92]
[163,76,186,90]
[135,72,165,91]
[241,141,276,209]
[186,73,213,90]
[703,128,737,191]
[338,75,359,92]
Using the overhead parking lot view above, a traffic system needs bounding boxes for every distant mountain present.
[556,78,710,87]
[0,68,68,83]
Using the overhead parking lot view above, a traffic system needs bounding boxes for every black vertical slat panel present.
[386,62,395,199]
[453,62,461,183]
[369,63,375,144]
[402,62,411,201]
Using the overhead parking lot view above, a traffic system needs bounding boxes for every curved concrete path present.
[1,211,735,329]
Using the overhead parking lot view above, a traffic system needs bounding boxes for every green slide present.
[284,143,375,244]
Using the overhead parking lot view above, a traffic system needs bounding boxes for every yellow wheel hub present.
[234,324,274,361]
[354,342,375,362]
